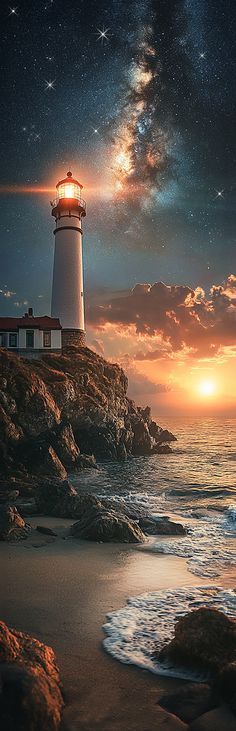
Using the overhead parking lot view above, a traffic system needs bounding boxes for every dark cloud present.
[87,275,236,357]
[134,348,169,361]
[125,367,170,398]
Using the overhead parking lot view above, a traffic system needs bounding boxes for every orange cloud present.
[87,276,236,359]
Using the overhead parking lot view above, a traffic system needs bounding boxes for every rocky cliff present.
[0,346,176,479]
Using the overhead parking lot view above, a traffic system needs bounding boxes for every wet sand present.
[1,517,235,731]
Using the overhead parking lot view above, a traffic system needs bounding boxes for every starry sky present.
[0,0,236,415]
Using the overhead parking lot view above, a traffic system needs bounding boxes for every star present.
[45,79,55,90]
[9,6,18,15]
[92,127,99,134]
[215,189,224,198]
[199,52,205,59]
[96,27,110,43]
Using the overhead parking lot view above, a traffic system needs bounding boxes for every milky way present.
[110,26,169,209]
[0,0,235,314]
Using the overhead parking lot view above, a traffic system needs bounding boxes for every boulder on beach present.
[35,478,77,517]
[0,620,63,730]
[215,661,236,710]
[35,479,102,519]
[158,683,217,723]
[139,516,186,535]
[36,525,57,536]
[0,505,30,541]
[158,608,236,675]
[71,505,146,543]
[188,705,236,731]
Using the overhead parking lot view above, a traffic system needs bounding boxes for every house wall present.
[51,330,61,349]
[18,329,42,349]
[0,329,62,352]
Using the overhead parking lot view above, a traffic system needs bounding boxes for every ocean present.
[74,417,236,679]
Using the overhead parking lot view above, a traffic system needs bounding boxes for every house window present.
[43,330,51,348]
[26,330,34,348]
[0,333,7,347]
[9,333,17,348]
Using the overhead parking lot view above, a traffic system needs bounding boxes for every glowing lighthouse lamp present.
[51,171,86,348]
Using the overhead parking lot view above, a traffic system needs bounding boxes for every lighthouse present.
[51,171,86,348]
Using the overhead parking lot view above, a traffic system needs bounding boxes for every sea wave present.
[226,505,236,523]
[144,510,236,578]
[103,586,236,680]
[75,418,236,578]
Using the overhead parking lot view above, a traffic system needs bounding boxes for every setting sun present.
[198,380,216,397]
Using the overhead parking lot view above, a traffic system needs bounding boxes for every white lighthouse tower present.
[51,171,86,348]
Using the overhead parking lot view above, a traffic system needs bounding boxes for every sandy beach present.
[1,517,235,730]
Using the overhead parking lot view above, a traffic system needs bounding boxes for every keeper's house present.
[0,307,62,358]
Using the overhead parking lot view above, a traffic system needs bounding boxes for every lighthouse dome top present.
[56,170,83,194]
[51,170,86,217]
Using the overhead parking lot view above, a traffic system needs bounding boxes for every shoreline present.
[1,517,235,730]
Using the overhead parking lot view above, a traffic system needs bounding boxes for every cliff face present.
[0,346,175,477]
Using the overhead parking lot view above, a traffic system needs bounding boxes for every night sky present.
[0,0,236,413]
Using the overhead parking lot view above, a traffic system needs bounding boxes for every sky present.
[0,0,236,417]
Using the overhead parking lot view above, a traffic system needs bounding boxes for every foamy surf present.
[143,509,236,577]
[103,586,236,681]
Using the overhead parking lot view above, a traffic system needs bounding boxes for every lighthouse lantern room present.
[51,171,86,348]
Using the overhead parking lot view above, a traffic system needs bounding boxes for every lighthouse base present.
[62,329,86,349]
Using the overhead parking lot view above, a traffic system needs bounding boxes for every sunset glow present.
[198,380,216,397]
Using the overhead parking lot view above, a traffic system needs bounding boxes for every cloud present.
[87,275,236,358]
[134,348,170,361]
[124,365,170,399]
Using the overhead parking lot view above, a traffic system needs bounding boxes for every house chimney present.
[28,307,33,317]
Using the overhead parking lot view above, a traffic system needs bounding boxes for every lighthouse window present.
[0,333,7,347]
[9,333,17,347]
[58,183,80,200]
[26,331,34,348]
[43,331,51,348]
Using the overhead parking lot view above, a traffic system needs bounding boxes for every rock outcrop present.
[71,504,146,543]
[0,620,63,730]
[157,610,236,729]
[215,661,236,711]
[0,346,176,484]
[0,505,30,541]
[138,516,186,535]
[158,608,236,675]
[158,684,217,724]
[35,479,102,519]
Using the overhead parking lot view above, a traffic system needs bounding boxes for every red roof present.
[0,315,61,331]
